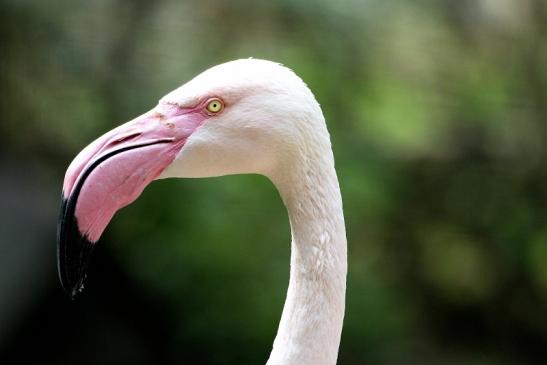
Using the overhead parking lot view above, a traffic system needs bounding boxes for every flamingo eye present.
[205,98,224,114]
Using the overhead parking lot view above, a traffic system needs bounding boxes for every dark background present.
[1,0,547,364]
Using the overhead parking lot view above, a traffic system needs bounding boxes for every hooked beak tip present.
[57,195,95,298]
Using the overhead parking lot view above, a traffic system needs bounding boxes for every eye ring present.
[205,98,224,114]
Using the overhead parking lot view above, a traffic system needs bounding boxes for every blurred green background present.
[1,0,547,364]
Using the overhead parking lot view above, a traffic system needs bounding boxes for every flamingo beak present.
[58,104,206,297]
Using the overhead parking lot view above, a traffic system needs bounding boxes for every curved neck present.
[266,141,347,365]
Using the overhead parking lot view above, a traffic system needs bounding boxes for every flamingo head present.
[58,59,324,297]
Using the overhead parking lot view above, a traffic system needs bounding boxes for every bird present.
[57,59,347,365]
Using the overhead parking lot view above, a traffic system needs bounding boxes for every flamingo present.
[58,59,347,365]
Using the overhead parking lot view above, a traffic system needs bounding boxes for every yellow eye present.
[206,98,224,114]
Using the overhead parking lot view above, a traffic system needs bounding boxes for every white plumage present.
[161,59,347,365]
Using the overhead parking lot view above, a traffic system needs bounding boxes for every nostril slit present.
[111,132,141,145]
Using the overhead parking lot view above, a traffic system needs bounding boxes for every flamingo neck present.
[266,142,347,365]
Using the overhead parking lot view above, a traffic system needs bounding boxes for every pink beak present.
[58,103,206,297]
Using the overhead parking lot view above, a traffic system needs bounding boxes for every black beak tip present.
[59,266,86,299]
[57,195,95,299]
